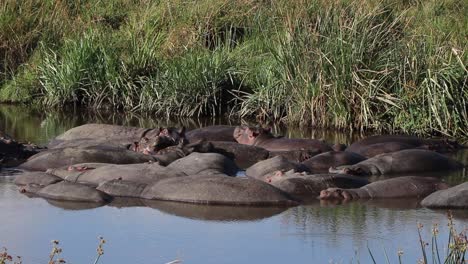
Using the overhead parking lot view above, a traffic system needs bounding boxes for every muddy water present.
[0,105,467,264]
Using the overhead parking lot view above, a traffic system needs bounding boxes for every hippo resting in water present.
[0,132,42,168]
[49,124,185,150]
[301,151,366,173]
[233,126,333,152]
[263,170,369,200]
[185,126,236,142]
[421,182,468,209]
[19,146,155,171]
[319,176,448,201]
[346,135,465,157]
[329,149,464,176]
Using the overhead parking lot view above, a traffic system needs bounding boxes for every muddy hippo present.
[245,156,308,181]
[421,182,468,209]
[19,146,155,171]
[301,151,367,173]
[141,174,296,206]
[14,171,62,187]
[186,125,236,142]
[36,181,111,203]
[233,126,332,152]
[319,176,448,200]
[265,171,369,200]
[329,149,464,176]
[346,135,464,156]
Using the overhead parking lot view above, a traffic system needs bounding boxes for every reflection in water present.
[142,200,289,222]
[1,104,468,263]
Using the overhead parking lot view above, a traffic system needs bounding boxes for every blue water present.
[0,105,467,264]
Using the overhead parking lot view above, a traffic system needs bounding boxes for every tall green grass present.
[1,0,466,138]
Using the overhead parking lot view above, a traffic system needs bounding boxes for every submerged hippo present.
[329,149,464,176]
[421,182,468,209]
[233,126,332,152]
[319,176,448,200]
[346,135,464,156]
[301,151,367,173]
[185,126,237,142]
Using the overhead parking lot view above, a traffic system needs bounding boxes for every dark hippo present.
[352,142,418,158]
[329,149,464,176]
[167,152,239,176]
[185,126,236,142]
[265,171,369,200]
[47,162,185,187]
[319,176,448,200]
[245,156,308,181]
[346,135,464,155]
[421,182,468,209]
[1,134,42,168]
[141,174,296,206]
[301,151,367,173]
[233,126,332,152]
[152,140,214,166]
[19,146,155,171]
[210,141,270,169]
[36,181,112,203]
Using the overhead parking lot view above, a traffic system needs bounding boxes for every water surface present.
[0,105,467,264]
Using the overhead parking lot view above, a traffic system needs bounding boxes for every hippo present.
[245,156,308,181]
[319,176,449,200]
[153,140,214,166]
[233,126,332,152]
[421,182,468,209]
[264,170,369,200]
[0,134,42,168]
[96,179,148,198]
[301,151,367,173]
[329,149,464,176]
[19,146,156,171]
[167,152,239,176]
[209,141,270,169]
[46,162,186,187]
[49,124,185,150]
[185,125,236,142]
[346,135,464,156]
[14,171,62,187]
[269,149,322,162]
[36,181,112,203]
[352,142,419,158]
[141,174,296,206]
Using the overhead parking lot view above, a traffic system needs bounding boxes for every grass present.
[0,0,466,138]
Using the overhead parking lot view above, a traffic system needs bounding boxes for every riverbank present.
[1,0,466,138]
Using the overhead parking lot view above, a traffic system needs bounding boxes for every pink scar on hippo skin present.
[67,166,91,172]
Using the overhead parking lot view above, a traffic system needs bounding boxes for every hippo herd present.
[2,123,467,211]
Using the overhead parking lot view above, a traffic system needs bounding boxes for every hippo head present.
[233,126,271,145]
[134,127,187,154]
[319,188,352,200]
[158,127,186,144]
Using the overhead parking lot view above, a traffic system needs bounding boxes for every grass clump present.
[1,0,467,138]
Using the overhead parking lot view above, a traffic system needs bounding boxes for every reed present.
[1,0,466,138]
